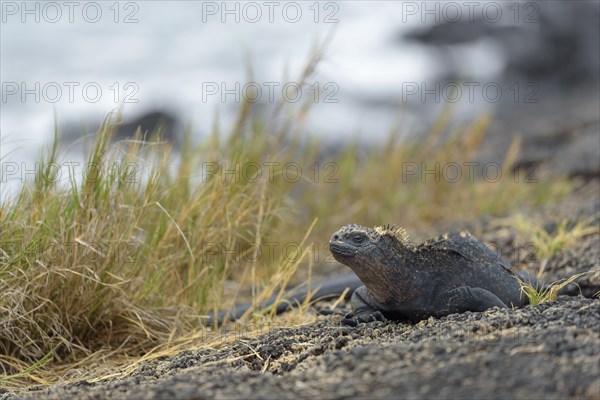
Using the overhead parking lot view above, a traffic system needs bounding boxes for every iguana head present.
[329,224,414,303]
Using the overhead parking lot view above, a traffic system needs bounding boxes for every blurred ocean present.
[2,1,599,195]
[1,2,514,153]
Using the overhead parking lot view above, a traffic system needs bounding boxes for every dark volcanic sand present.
[5,297,598,400]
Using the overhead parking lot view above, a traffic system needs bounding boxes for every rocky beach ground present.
[3,183,599,400]
[5,297,598,400]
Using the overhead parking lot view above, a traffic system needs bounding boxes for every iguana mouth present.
[329,242,355,257]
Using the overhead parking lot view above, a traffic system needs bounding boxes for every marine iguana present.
[205,225,578,326]
[329,224,530,326]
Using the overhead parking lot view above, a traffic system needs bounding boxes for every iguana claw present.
[341,311,387,326]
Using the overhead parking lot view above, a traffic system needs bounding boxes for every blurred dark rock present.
[398,1,600,178]
[60,109,180,147]
[402,2,600,89]
[113,110,179,142]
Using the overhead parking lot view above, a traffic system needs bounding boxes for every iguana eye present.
[351,235,366,244]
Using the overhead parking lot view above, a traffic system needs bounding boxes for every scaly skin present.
[329,224,527,326]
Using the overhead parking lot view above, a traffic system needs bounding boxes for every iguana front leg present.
[431,286,509,317]
[342,286,387,326]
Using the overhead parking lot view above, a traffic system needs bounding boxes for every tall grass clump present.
[0,107,312,386]
[0,54,573,387]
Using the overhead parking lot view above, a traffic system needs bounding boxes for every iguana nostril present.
[332,234,339,241]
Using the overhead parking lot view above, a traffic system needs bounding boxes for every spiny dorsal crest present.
[338,224,380,242]
[375,224,411,246]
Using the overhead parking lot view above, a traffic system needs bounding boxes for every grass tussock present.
[0,55,574,387]
[520,270,599,306]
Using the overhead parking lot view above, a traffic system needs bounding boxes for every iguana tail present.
[203,273,362,326]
